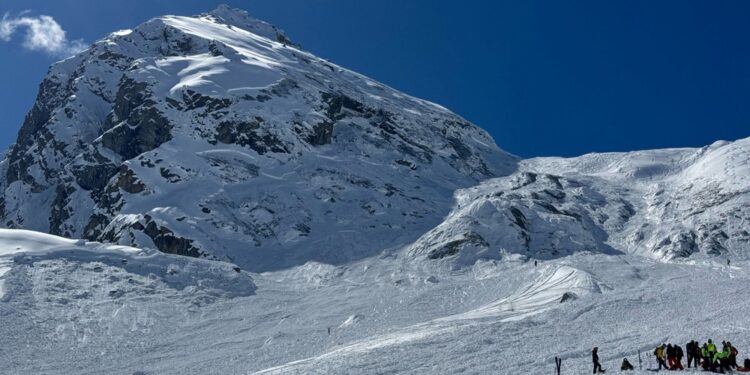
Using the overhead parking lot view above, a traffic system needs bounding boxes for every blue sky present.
[1,0,748,157]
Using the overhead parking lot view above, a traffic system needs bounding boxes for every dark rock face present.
[140,216,202,257]
[181,90,232,112]
[116,166,146,194]
[6,75,70,188]
[215,119,288,154]
[72,163,119,192]
[100,77,173,160]
[307,121,334,146]
[427,232,489,260]
[321,92,367,120]
[49,184,76,237]
[83,213,111,240]
[102,106,173,160]
[108,77,149,128]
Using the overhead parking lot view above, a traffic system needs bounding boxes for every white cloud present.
[0,12,86,57]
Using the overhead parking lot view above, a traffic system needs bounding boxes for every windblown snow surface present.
[1,5,750,375]
[2,228,750,374]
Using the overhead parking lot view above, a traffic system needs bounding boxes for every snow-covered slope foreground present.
[409,137,750,266]
[0,229,255,302]
[3,228,750,374]
[0,5,516,272]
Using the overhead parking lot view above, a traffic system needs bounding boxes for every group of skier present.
[588,340,750,373]
[652,339,745,372]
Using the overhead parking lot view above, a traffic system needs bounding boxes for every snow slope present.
[0,229,255,302]
[408,137,750,266]
[2,228,750,374]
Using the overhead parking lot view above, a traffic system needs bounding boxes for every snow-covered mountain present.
[1,5,750,375]
[0,5,517,271]
[409,138,750,266]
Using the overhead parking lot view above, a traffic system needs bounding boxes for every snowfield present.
[2,229,750,374]
[0,4,748,375]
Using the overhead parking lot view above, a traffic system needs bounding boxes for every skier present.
[666,344,676,369]
[592,346,605,373]
[620,358,634,371]
[654,344,668,370]
[729,342,739,368]
[702,343,711,370]
[686,340,695,368]
[674,344,684,370]
[708,339,717,356]
[714,345,731,373]
[691,340,702,368]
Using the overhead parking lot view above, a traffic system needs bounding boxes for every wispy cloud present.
[0,12,86,57]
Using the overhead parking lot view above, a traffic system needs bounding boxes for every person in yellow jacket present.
[707,339,717,355]
[654,345,668,370]
[701,344,710,370]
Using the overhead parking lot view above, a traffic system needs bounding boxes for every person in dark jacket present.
[592,347,605,373]
[666,344,676,369]
[620,358,634,371]
[692,340,703,368]
[728,342,739,368]
[674,344,685,370]
[686,341,695,368]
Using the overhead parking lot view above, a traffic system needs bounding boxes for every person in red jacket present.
[728,342,739,369]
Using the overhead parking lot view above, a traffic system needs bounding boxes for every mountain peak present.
[1,5,513,272]
[204,4,296,46]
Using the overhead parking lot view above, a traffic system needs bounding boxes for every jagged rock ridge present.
[0,6,517,271]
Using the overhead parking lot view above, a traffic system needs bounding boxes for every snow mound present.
[406,171,623,265]
[0,229,255,300]
[441,265,602,322]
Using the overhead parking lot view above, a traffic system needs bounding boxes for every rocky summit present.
[0,5,517,271]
